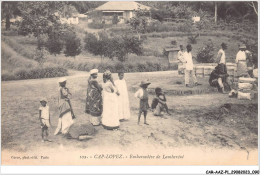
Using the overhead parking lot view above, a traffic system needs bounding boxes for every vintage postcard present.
[1,1,258,167]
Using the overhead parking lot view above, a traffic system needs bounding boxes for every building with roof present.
[94,1,151,23]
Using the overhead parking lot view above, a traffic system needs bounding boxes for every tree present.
[215,2,217,24]
[84,32,99,55]
[1,1,20,30]
[108,35,143,62]
[18,2,82,57]
[112,14,120,25]
[121,35,143,60]
[247,1,258,15]
[84,32,108,62]
[64,31,81,58]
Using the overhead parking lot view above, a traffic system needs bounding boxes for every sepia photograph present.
[1,0,258,168]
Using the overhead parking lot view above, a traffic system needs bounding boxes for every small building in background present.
[164,47,180,64]
[94,1,151,24]
[60,15,79,25]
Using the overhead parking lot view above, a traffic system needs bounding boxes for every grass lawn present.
[1,71,258,165]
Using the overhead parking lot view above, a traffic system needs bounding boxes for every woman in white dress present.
[114,72,130,121]
[101,70,120,130]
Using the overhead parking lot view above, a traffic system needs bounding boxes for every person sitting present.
[209,64,231,94]
[151,87,171,116]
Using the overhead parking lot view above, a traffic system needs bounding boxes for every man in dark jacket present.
[209,64,230,93]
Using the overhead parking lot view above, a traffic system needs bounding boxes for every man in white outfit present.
[177,45,185,74]
[184,44,199,87]
[216,43,227,65]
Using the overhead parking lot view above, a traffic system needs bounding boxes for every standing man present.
[184,44,200,87]
[217,43,227,65]
[177,45,185,74]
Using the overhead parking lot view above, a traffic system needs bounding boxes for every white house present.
[94,1,151,24]
[60,15,79,25]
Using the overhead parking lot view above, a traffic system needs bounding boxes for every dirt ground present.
[1,71,258,165]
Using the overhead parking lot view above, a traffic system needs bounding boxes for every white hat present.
[90,69,98,75]
[239,44,246,49]
[40,97,47,102]
[58,77,67,83]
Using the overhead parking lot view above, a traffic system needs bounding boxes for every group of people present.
[177,42,256,93]
[85,69,130,130]
[38,69,172,142]
[177,44,201,87]
[38,42,255,142]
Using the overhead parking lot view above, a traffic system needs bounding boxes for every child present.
[115,72,130,121]
[151,87,171,116]
[135,80,151,125]
[39,98,51,142]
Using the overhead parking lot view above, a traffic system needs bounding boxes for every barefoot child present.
[135,80,151,125]
[151,87,171,116]
[115,72,130,121]
[39,98,51,142]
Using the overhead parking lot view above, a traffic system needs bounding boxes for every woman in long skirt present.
[54,78,75,136]
[85,69,103,126]
[102,70,120,130]
[236,44,249,77]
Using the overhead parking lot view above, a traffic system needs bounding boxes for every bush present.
[171,40,177,45]
[13,66,68,80]
[1,73,18,81]
[2,67,68,81]
[196,41,215,63]
[33,48,49,65]
[88,22,112,29]
[188,33,199,44]
[64,31,81,57]
[177,21,193,33]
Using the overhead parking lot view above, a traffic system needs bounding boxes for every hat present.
[58,77,67,83]
[221,42,227,48]
[104,70,111,76]
[140,80,151,87]
[239,44,246,49]
[40,97,47,102]
[90,69,98,75]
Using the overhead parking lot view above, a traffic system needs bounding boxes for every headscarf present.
[103,70,111,80]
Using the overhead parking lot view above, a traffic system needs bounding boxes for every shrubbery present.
[84,32,143,62]
[196,41,215,63]
[47,56,169,73]
[2,66,68,81]
[88,22,112,29]
[64,31,81,57]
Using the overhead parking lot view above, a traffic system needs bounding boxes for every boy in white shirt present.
[39,98,51,142]
[135,80,151,125]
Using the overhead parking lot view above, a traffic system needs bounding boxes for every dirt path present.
[1,71,258,165]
